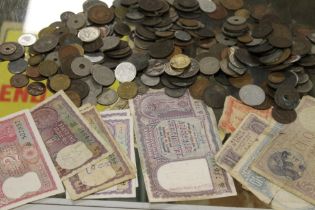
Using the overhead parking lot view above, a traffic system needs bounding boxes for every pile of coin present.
[0,0,314,124]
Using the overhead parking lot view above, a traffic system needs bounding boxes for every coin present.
[164,63,184,76]
[92,64,116,86]
[101,36,121,51]
[274,85,299,110]
[27,82,46,96]
[0,42,17,55]
[0,42,24,61]
[49,74,71,92]
[140,74,160,87]
[239,84,265,106]
[71,57,92,77]
[10,74,29,88]
[268,72,286,84]
[227,16,246,25]
[144,59,167,76]
[297,80,313,94]
[139,0,163,12]
[220,0,243,10]
[97,88,118,105]
[88,5,114,25]
[253,96,273,110]
[175,30,192,42]
[65,90,82,107]
[197,0,216,13]
[228,72,254,88]
[115,62,137,83]
[199,57,220,75]
[165,87,186,98]
[68,79,90,99]
[18,33,37,47]
[117,82,138,99]
[149,40,174,58]
[178,58,200,78]
[33,34,59,53]
[272,107,297,124]
[66,13,86,29]
[8,58,28,74]
[114,22,131,36]
[127,53,150,72]
[135,77,149,95]
[78,27,100,42]
[189,77,210,99]
[170,54,191,70]
[26,66,41,78]
[39,60,59,77]
[203,84,228,108]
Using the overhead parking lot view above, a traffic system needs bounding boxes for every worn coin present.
[8,58,28,74]
[33,34,59,53]
[114,22,131,36]
[253,96,273,110]
[10,74,29,88]
[164,63,184,76]
[26,66,41,78]
[135,77,149,95]
[268,72,286,84]
[203,84,228,108]
[297,80,313,94]
[117,82,138,99]
[149,40,174,58]
[49,74,71,92]
[127,53,150,72]
[178,58,200,78]
[199,57,220,75]
[101,36,121,51]
[220,0,244,10]
[175,30,192,42]
[272,107,297,124]
[84,52,105,63]
[0,42,24,61]
[66,13,86,29]
[97,88,118,105]
[92,64,116,86]
[45,51,60,66]
[71,57,93,77]
[197,0,216,13]
[82,76,102,96]
[165,87,186,98]
[0,42,17,55]
[189,77,210,99]
[170,54,191,70]
[18,33,37,46]
[229,72,254,88]
[144,59,167,76]
[227,16,246,25]
[78,27,100,42]
[27,82,46,96]
[139,0,163,12]
[220,59,239,77]
[39,60,59,77]
[140,74,160,87]
[239,84,265,106]
[115,62,137,83]
[88,5,114,25]
[65,90,82,107]
[274,85,299,110]
[68,79,90,99]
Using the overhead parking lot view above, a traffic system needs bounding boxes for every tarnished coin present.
[26,66,41,78]
[115,62,137,83]
[10,74,29,88]
[27,82,46,96]
[0,42,24,61]
[78,27,100,42]
[82,76,102,96]
[117,82,138,99]
[268,72,286,84]
[39,60,59,77]
[149,40,174,58]
[239,84,265,106]
[178,58,200,78]
[127,53,150,72]
[197,0,216,13]
[215,33,237,46]
[164,63,184,76]
[227,16,246,25]
[45,51,60,66]
[165,87,186,98]
[97,88,118,105]
[33,34,59,53]
[170,54,191,70]
[203,84,228,108]
[220,0,244,10]
[0,42,17,55]
[88,5,114,25]
[274,85,299,110]
[144,59,167,76]
[68,79,90,99]
[114,22,131,36]
[297,80,313,94]
[139,0,163,12]
[84,52,105,63]
[272,107,297,124]
[189,77,210,99]
[66,13,86,29]
[135,77,149,95]
[175,30,192,42]
[228,72,254,88]
[8,58,28,74]
[49,74,71,92]
[140,74,160,87]
[199,57,220,75]
[65,90,82,107]
[253,96,273,110]
[92,64,116,86]
[18,33,37,46]
[71,57,93,77]
[101,36,121,51]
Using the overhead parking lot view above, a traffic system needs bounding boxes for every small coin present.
[10,74,29,88]
[140,74,160,87]
[49,74,71,92]
[39,60,59,77]
[189,77,210,99]
[65,90,82,107]
[71,57,93,77]
[227,16,246,25]
[274,85,299,110]
[203,84,228,108]
[272,107,297,124]
[27,82,46,96]
[92,64,116,86]
[239,84,265,106]
[8,58,28,74]
[18,33,37,46]
[144,59,167,76]
[0,42,17,55]
[117,82,138,99]
[115,62,137,83]
[165,87,186,98]
[78,27,100,42]
[170,54,191,70]
[97,88,118,105]
[199,57,220,75]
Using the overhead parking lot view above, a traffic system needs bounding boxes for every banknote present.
[216,113,269,172]
[0,111,64,210]
[64,106,136,200]
[100,109,131,118]
[30,91,113,180]
[219,96,272,133]
[87,115,137,198]
[130,90,236,202]
[231,122,315,210]
[251,96,315,205]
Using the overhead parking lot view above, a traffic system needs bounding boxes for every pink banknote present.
[0,111,64,210]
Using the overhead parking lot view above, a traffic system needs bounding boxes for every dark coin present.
[0,42,24,61]
[60,11,75,22]
[272,107,297,124]
[274,85,299,110]
[8,58,28,74]
[127,53,150,71]
[65,90,82,107]
[26,66,41,78]
[189,77,210,99]
[253,96,273,110]
[161,74,178,89]
[83,37,103,53]
[298,55,315,67]
[29,54,45,66]
[101,36,121,51]
[121,0,138,6]
[92,64,115,86]
[234,48,260,67]
[203,84,229,108]
[114,22,131,36]
[175,30,192,42]
[0,42,16,55]
[33,35,59,53]
[135,76,149,95]
[149,40,174,58]
[291,36,311,56]
[296,80,313,94]
[268,35,292,48]
[27,82,46,96]
[268,72,286,84]
[252,22,273,38]
[10,74,29,88]
[178,58,200,78]
[39,60,59,77]
[165,87,186,98]
[66,13,86,29]
[144,59,167,76]
[88,5,114,25]
[139,0,164,12]
[68,79,90,99]
[136,25,156,41]
[168,76,196,87]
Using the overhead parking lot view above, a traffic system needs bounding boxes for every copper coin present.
[189,77,210,99]
[208,3,228,20]
[29,54,45,66]
[26,66,41,78]
[117,82,138,99]
[10,74,29,88]
[39,60,59,77]
[228,72,254,88]
[27,82,46,96]
[272,107,297,124]
[220,0,244,10]
[268,72,286,84]
[49,74,71,92]
[0,42,16,55]
[65,90,82,107]
[88,5,114,25]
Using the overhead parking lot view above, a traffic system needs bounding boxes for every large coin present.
[149,40,174,58]
[199,56,220,75]
[92,64,116,86]
[33,34,59,53]
[101,36,120,51]
[27,82,46,96]
[49,74,71,92]
[97,88,118,105]
[115,62,137,82]
[117,82,138,99]
[189,77,210,99]
[239,84,265,106]
[88,5,114,25]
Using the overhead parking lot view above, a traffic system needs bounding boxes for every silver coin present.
[84,52,104,63]
[97,88,118,105]
[144,59,167,76]
[71,57,93,77]
[115,62,137,82]
[100,36,121,51]
[165,87,186,98]
[199,57,220,75]
[197,0,216,13]
[164,63,184,76]
[8,58,28,74]
[215,33,237,46]
[92,64,116,86]
[239,84,266,106]
[227,16,247,25]
[78,26,100,42]
[140,74,160,87]
[178,58,200,78]
[18,33,37,46]
[220,59,239,77]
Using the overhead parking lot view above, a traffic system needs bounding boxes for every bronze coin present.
[26,66,41,78]
[274,85,299,110]
[272,107,297,124]
[207,3,228,20]
[28,54,45,66]
[39,60,59,77]
[117,82,138,99]
[27,82,46,96]
[0,42,17,55]
[253,96,273,110]
[10,74,29,88]
[268,72,286,84]
[88,5,114,25]
[189,77,210,99]
[0,42,24,61]
[238,33,253,43]
[228,72,254,89]
[220,0,244,10]
[65,90,82,107]
[49,74,71,92]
